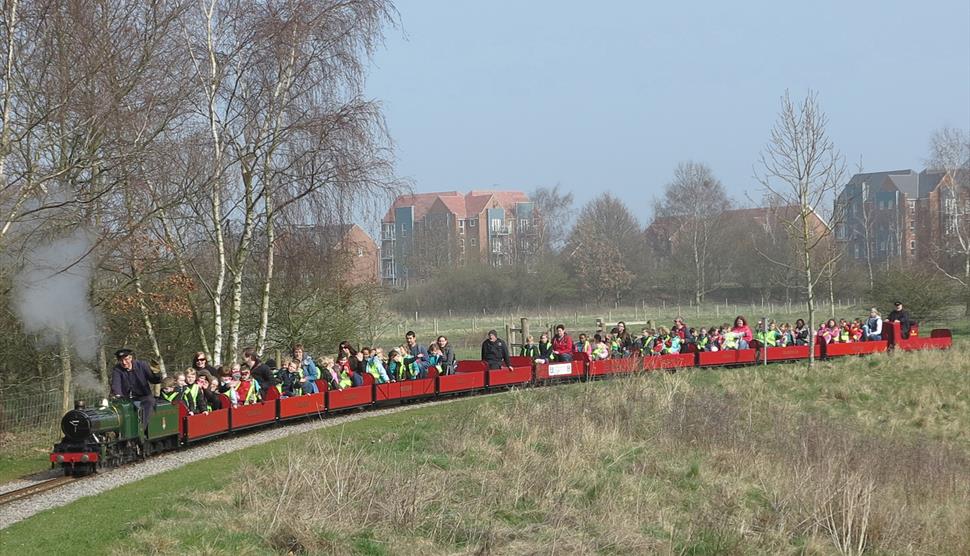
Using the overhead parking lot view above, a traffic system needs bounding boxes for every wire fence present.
[0,387,105,449]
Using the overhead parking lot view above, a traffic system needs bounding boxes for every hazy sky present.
[365,1,970,219]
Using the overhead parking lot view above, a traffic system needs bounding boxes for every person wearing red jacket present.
[551,324,574,362]
[731,316,753,350]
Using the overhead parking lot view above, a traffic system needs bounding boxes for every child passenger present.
[520,335,539,359]
[365,348,391,384]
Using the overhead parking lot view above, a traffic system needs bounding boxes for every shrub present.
[868,266,955,322]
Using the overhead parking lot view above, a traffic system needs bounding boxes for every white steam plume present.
[11,230,100,362]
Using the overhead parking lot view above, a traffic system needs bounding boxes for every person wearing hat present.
[888,301,911,338]
[109,348,163,428]
[480,329,511,370]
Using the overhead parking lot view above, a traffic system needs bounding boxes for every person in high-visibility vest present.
[182,369,207,415]
[695,328,710,351]
[159,376,180,403]
[234,367,261,405]
[520,335,539,360]
[591,333,610,360]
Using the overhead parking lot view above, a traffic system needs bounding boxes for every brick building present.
[277,223,379,287]
[834,168,966,264]
[380,190,537,287]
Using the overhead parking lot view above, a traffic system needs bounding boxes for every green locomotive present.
[51,398,181,476]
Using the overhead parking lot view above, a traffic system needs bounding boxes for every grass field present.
[2,337,968,555]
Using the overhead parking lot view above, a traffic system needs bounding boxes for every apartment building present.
[834,168,967,263]
[380,190,536,287]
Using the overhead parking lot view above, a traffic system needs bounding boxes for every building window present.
[470,237,477,247]
[458,219,465,232]
[469,219,477,227]
[491,218,502,231]
[909,240,915,249]
[357,247,364,257]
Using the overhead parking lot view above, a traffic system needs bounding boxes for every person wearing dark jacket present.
[537,332,555,363]
[481,329,511,370]
[243,347,275,397]
[888,301,912,338]
[191,352,218,376]
[110,348,163,427]
[435,336,456,375]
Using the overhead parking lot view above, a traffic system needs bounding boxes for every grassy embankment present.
[2,330,968,555]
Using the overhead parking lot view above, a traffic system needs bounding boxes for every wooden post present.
[505,323,512,345]
[521,317,530,342]
[434,318,439,335]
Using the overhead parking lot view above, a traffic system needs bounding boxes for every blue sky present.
[365,1,970,220]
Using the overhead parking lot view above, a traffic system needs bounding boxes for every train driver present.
[109,348,163,428]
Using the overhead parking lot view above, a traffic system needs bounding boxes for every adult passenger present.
[671,318,693,343]
[292,343,320,394]
[242,347,275,397]
[888,301,911,338]
[404,331,430,376]
[110,348,163,428]
[551,324,574,362]
[731,316,753,350]
[792,319,810,346]
[436,336,456,375]
[615,321,634,351]
[863,308,883,341]
[191,351,218,376]
[481,329,511,370]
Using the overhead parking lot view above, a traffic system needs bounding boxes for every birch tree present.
[756,91,845,366]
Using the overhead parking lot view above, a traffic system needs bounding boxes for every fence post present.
[521,317,530,342]
[434,318,439,335]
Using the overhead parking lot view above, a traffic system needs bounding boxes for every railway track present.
[0,476,77,507]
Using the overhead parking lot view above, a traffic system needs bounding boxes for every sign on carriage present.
[547,363,572,376]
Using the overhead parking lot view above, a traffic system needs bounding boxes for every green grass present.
[3,341,969,554]
[0,432,57,483]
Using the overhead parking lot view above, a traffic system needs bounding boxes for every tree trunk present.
[803,205,816,367]
[828,263,836,319]
[227,166,257,362]
[97,342,108,395]
[256,195,275,357]
[211,186,226,366]
[134,271,167,377]
[160,211,210,355]
[60,333,73,413]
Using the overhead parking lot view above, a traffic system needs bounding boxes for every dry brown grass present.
[163,369,970,555]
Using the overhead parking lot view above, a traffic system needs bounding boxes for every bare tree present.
[530,184,574,255]
[927,126,970,314]
[756,91,845,366]
[652,161,730,304]
[566,193,639,306]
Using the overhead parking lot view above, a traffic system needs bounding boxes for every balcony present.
[489,225,511,235]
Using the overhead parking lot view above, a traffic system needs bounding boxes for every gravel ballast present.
[0,396,478,530]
